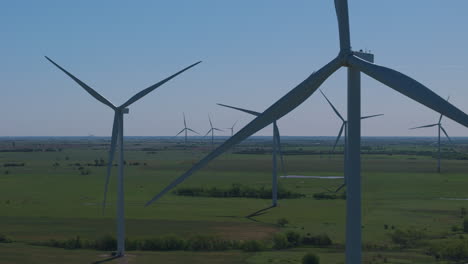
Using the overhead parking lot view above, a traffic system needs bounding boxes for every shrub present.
[94,234,116,251]
[286,231,301,247]
[241,240,264,252]
[277,218,289,227]
[302,253,320,264]
[187,235,231,251]
[160,235,186,250]
[390,228,426,248]
[273,233,290,250]
[140,238,164,250]
[428,240,468,261]
[302,233,332,247]
[0,234,12,243]
[125,238,139,251]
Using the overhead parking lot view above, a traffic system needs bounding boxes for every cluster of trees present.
[3,163,25,167]
[0,148,62,152]
[31,231,331,254]
[313,192,346,200]
[173,183,304,199]
[272,231,332,250]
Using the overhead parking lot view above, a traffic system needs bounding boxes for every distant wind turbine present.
[218,103,285,207]
[45,56,200,257]
[226,120,238,136]
[410,97,451,173]
[319,89,383,191]
[146,1,468,263]
[175,113,199,144]
[204,115,223,145]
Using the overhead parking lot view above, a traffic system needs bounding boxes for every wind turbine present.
[175,113,199,144]
[45,56,200,257]
[217,103,285,207]
[226,120,238,136]
[204,115,223,145]
[410,97,451,173]
[319,89,383,191]
[146,1,468,263]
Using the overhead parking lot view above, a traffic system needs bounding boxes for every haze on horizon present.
[1,0,467,137]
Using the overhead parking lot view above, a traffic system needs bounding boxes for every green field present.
[1,137,468,263]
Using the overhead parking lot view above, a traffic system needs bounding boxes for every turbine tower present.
[218,103,285,207]
[410,97,451,173]
[175,113,199,144]
[204,115,223,145]
[319,89,383,191]
[226,120,238,136]
[45,56,200,257]
[146,1,468,263]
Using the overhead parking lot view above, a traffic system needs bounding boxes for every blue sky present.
[1,0,467,137]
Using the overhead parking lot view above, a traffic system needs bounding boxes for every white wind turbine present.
[175,113,199,144]
[45,56,200,257]
[217,103,285,207]
[146,1,468,263]
[410,97,451,173]
[319,89,383,191]
[226,120,238,137]
[204,115,223,145]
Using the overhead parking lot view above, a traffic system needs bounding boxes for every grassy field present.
[1,137,468,263]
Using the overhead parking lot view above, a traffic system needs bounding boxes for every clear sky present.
[1,0,467,137]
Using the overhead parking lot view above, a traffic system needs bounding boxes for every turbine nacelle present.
[119,108,130,114]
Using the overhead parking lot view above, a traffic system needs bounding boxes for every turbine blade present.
[145,57,342,206]
[332,122,345,152]
[360,114,384,120]
[209,115,213,128]
[319,89,345,122]
[102,112,119,211]
[204,129,212,137]
[175,128,186,137]
[121,61,201,108]
[348,55,468,128]
[334,0,351,51]
[438,97,450,123]
[217,103,261,116]
[45,56,115,109]
[274,122,286,176]
[187,128,200,135]
[410,124,438,130]
[232,120,238,129]
[438,114,443,124]
[440,126,452,143]
[183,113,187,128]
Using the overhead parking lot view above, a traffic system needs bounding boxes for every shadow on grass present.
[245,205,276,220]
[91,255,121,264]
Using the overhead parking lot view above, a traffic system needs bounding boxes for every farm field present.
[1,136,468,263]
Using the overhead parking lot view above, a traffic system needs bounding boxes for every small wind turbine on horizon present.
[226,120,238,136]
[410,97,452,173]
[146,1,468,263]
[204,115,223,145]
[218,103,286,207]
[175,113,199,144]
[45,56,201,257]
[319,89,383,191]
